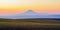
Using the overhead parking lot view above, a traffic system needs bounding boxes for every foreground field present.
[0,19,60,30]
[0,19,60,28]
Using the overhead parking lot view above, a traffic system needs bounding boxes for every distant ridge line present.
[0,18,60,20]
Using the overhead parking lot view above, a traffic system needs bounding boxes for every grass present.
[0,19,60,28]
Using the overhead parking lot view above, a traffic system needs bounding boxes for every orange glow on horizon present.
[0,0,60,15]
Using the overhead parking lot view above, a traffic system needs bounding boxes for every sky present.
[0,0,60,16]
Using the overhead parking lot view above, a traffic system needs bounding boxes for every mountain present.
[0,10,60,19]
[13,10,48,19]
[23,10,38,15]
[15,10,48,15]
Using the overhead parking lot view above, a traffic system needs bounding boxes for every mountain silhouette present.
[17,10,40,15]
[16,10,48,16]
[12,10,48,19]
[0,10,60,19]
[24,10,38,14]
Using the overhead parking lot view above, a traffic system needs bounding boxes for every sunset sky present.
[0,0,60,16]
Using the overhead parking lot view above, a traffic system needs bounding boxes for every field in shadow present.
[0,27,60,30]
[0,18,60,30]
